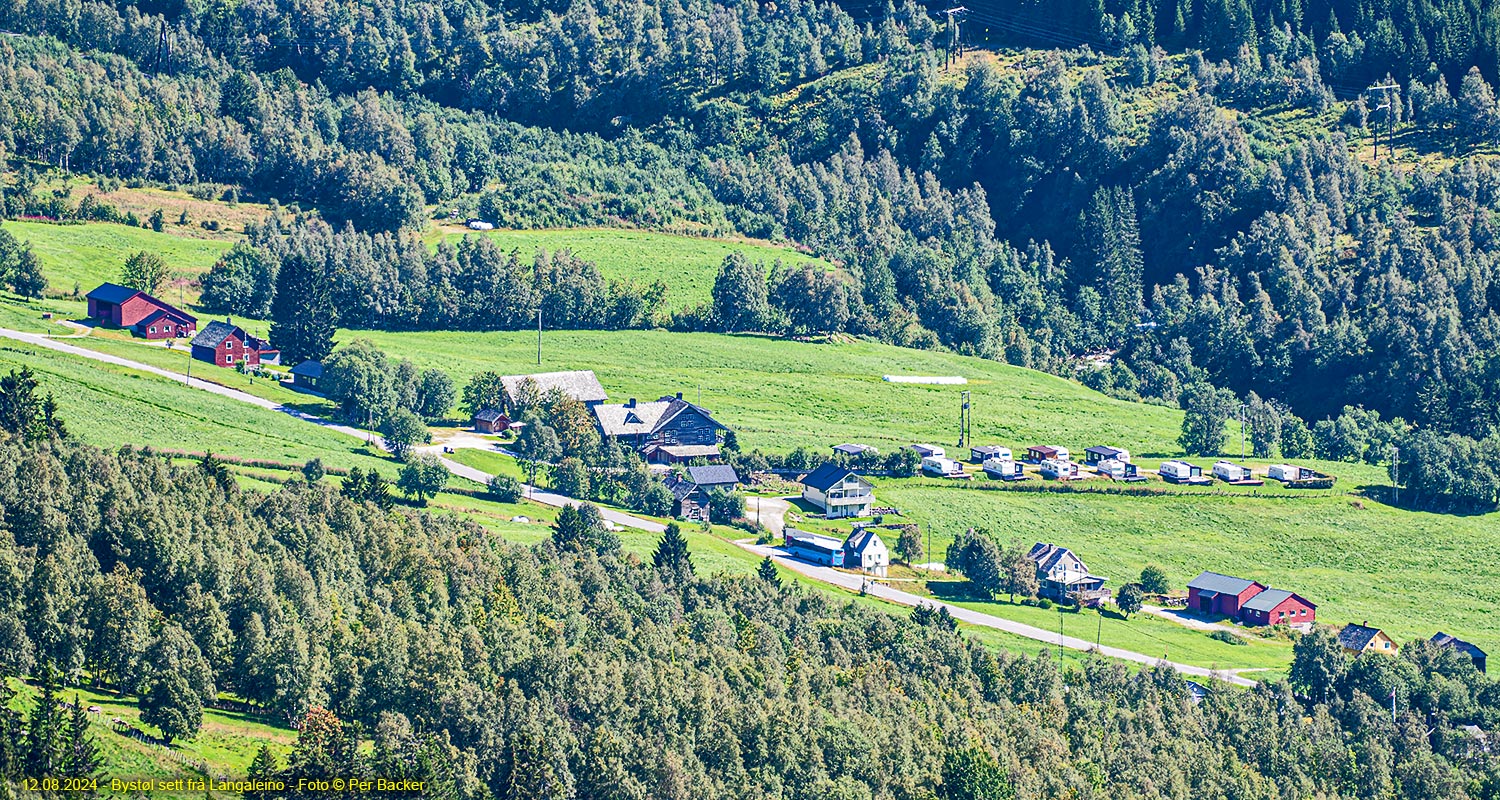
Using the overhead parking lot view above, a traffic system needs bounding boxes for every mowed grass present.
[883,483,1500,656]
[0,341,393,473]
[347,328,1187,454]
[426,226,829,307]
[2,219,230,301]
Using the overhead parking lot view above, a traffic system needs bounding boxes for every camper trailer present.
[922,456,966,478]
[1039,458,1080,480]
[1213,461,1254,482]
[1159,460,1204,484]
[983,457,1026,480]
[910,444,946,459]
[1094,458,1138,479]
[1267,464,1301,482]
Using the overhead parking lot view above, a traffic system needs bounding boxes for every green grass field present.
[427,226,828,308]
[2,220,231,301]
[348,327,1187,454]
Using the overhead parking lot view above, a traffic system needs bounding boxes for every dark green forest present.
[3,388,1500,799]
[1,0,1499,502]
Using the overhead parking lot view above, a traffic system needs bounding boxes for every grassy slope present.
[426,225,829,308]
[3,220,230,301]
[347,328,1186,454]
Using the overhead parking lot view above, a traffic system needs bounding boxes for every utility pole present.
[943,7,968,68]
[1369,83,1400,160]
[1392,446,1400,507]
[1058,606,1065,661]
[1239,403,1247,460]
[958,390,971,449]
[536,306,542,366]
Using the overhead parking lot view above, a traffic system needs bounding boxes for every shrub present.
[1037,598,1053,610]
[487,474,523,503]
[1209,629,1245,646]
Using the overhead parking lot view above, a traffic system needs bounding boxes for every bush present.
[1208,629,1245,646]
[1037,598,1053,610]
[487,474,523,503]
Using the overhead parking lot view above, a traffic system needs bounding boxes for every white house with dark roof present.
[800,462,875,519]
[1027,543,1108,605]
[687,464,739,493]
[843,528,889,577]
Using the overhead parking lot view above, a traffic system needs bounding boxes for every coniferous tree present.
[652,523,693,583]
[60,695,100,790]
[269,248,337,364]
[756,556,780,587]
[24,666,63,777]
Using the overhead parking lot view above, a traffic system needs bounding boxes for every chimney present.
[626,398,636,408]
[676,392,683,400]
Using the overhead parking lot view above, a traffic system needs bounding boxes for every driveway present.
[737,539,1256,688]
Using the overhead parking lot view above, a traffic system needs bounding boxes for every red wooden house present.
[85,283,197,340]
[190,320,274,368]
[1186,572,1267,617]
[1239,589,1316,627]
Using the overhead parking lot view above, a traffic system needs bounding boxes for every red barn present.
[1186,572,1266,617]
[85,283,197,340]
[190,320,273,368]
[1239,589,1316,627]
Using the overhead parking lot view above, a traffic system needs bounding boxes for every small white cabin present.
[1213,461,1254,482]
[1040,458,1079,479]
[921,456,965,477]
[983,457,1025,480]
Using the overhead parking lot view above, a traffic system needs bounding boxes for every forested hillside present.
[0,0,1498,504]
[3,397,1500,799]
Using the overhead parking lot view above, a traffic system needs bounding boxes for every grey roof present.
[86,282,141,304]
[1339,623,1384,651]
[834,443,876,456]
[688,464,739,486]
[472,408,505,422]
[1432,632,1488,658]
[500,371,607,405]
[1241,588,1308,614]
[1187,571,1260,596]
[843,528,886,556]
[1085,445,1127,458]
[801,462,870,492]
[191,320,243,349]
[594,396,725,438]
[1027,542,1076,573]
[290,360,323,378]
[137,307,195,326]
[663,473,701,501]
[971,445,1009,455]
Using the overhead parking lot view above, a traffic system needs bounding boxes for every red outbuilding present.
[1186,571,1267,617]
[1239,589,1317,627]
[85,282,197,340]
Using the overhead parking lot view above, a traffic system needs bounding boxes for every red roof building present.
[190,320,274,368]
[85,283,197,340]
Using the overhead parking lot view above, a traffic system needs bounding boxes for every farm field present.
[0,341,393,473]
[426,226,829,307]
[881,483,1500,655]
[347,327,1188,454]
[3,219,231,301]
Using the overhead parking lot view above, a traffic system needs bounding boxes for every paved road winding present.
[6,326,1251,683]
[737,539,1256,687]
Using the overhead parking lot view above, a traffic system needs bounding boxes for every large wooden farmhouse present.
[499,370,607,411]
[85,283,197,340]
[191,320,278,368]
[592,393,729,463]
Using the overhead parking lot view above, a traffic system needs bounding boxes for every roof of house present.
[1085,445,1127,458]
[137,307,195,327]
[971,445,1010,455]
[86,282,142,304]
[1432,632,1488,658]
[472,408,505,423]
[191,320,247,349]
[88,282,196,322]
[1339,623,1386,651]
[500,370,607,405]
[801,462,870,492]
[1028,445,1060,455]
[1187,571,1261,596]
[833,443,876,456]
[290,360,324,378]
[593,396,725,438]
[1242,588,1311,614]
[663,473,702,502]
[1028,542,1106,584]
[844,528,886,556]
[688,464,739,486]
[650,444,722,460]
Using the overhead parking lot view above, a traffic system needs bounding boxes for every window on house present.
[225,355,232,363]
